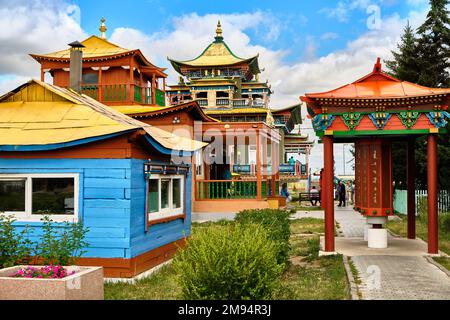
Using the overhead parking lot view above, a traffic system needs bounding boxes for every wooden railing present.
[80,84,155,105]
[155,88,165,106]
[216,98,229,106]
[197,99,208,107]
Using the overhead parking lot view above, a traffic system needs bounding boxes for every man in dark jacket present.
[337,181,346,207]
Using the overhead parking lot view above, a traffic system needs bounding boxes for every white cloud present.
[0,0,85,94]
[319,0,373,22]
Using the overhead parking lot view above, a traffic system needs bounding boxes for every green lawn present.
[386,214,450,255]
[104,217,349,300]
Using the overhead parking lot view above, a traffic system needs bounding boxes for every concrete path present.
[321,206,450,300]
[352,255,450,300]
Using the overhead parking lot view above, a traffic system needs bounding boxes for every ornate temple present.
[167,21,314,177]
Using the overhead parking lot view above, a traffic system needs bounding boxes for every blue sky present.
[73,0,421,62]
[0,0,432,174]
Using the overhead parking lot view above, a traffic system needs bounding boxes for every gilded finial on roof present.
[100,17,107,39]
[215,20,223,42]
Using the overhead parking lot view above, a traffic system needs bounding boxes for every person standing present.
[280,183,291,203]
[337,181,346,207]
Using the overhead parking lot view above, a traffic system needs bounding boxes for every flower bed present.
[0,265,104,300]
[13,265,76,279]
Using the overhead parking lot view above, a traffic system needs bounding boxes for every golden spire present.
[215,20,223,41]
[99,17,107,39]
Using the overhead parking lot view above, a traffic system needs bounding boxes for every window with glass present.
[147,175,184,222]
[82,73,99,85]
[0,174,78,221]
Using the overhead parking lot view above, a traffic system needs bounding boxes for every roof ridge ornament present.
[100,17,107,39]
[215,20,223,42]
[373,57,382,73]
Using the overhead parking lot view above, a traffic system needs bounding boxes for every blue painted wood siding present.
[129,159,191,257]
[0,158,192,260]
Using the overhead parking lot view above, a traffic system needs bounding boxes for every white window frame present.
[0,173,79,222]
[148,174,184,222]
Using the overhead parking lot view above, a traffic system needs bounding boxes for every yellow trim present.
[204,108,268,115]
[324,130,334,135]
[429,128,439,133]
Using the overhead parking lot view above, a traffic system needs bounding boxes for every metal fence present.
[393,189,450,215]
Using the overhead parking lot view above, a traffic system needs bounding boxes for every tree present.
[416,0,450,87]
[414,0,450,189]
[385,0,450,190]
[385,21,421,83]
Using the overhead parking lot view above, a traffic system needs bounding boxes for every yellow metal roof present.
[114,105,169,115]
[204,108,268,115]
[0,80,206,151]
[33,35,131,59]
[170,42,252,67]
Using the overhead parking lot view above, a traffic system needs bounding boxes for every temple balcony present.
[78,84,165,106]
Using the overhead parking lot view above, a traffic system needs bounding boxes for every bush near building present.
[235,209,291,267]
[173,223,283,300]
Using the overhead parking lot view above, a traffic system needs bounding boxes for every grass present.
[104,264,181,300]
[386,213,450,255]
[433,257,450,271]
[104,216,349,300]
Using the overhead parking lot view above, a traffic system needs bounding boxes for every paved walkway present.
[192,206,450,299]
[325,206,450,300]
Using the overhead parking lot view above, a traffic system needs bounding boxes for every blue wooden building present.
[0,79,205,277]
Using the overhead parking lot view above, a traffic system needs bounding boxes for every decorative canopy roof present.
[0,79,205,152]
[168,21,260,75]
[300,58,450,139]
[302,58,450,101]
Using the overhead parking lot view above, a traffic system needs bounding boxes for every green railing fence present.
[103,84,127,102]
[155,88,165,106]
[81,85,98,100]
[196,180,279,200]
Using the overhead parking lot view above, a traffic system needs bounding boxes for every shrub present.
[439,213,450,233]
[235,209,291,267]
[173,223,283,300]
[35,216,89,266]
[0,214,33,268]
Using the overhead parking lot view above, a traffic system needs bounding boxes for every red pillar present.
[407,139,416,239]
[323,135,335,252]
[427,134,438,254]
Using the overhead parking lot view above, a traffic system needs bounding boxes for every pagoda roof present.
[0,79,204,152]
[302,58,450,101]
[168,22,260,75]
[30,35,167,75]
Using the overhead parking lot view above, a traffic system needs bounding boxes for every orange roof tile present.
[304,58,450,99]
